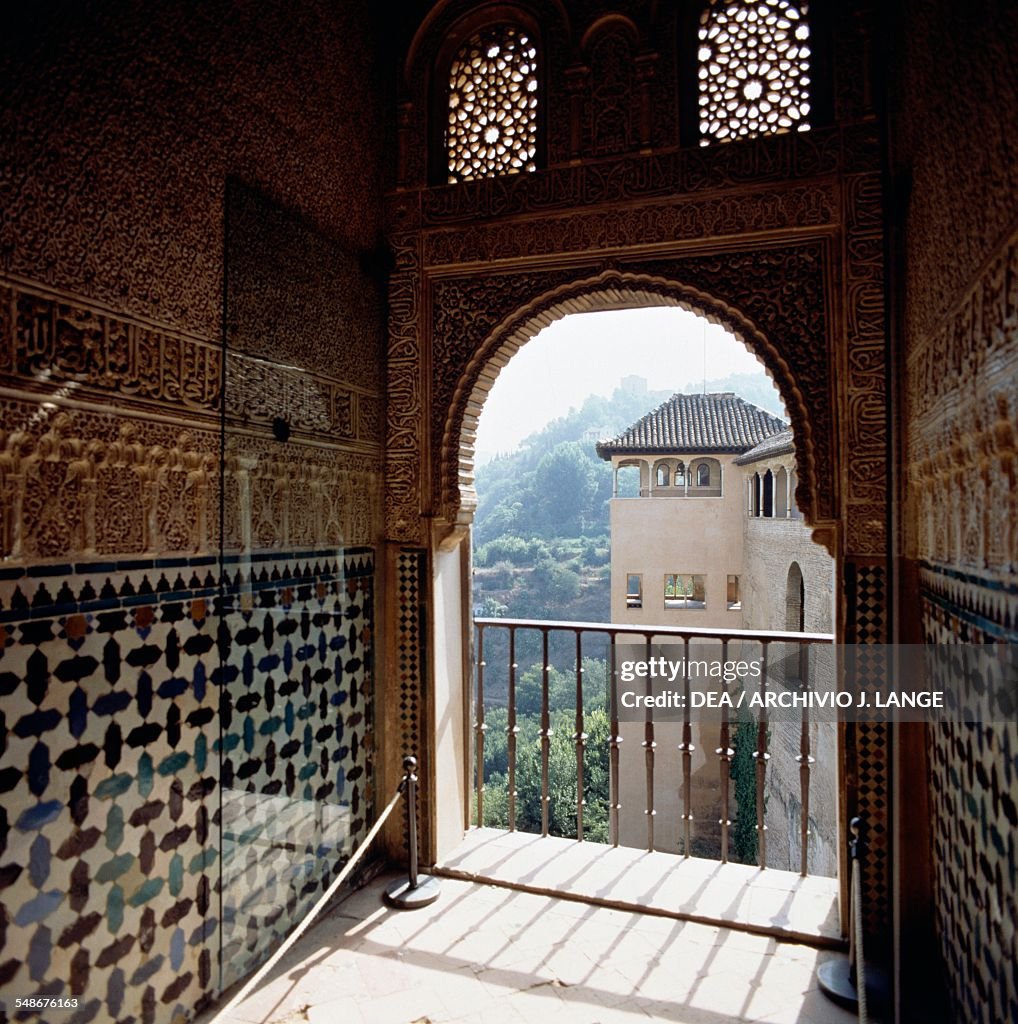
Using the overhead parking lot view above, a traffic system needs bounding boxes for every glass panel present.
[218,182,381,989]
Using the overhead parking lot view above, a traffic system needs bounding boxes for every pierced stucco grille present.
[446,25,537,183]
[698,1,811,145]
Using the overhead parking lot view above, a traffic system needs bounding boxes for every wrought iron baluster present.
[609,632,621,846]
[475,624,486,827]
[507,627,518,832]
[796,641,815,876]
[540,629,552,837]
[678,637,694,856]
[753,641,770,868]
[574,630,587,840]
[716,639,733,864]
[643,634,656,851]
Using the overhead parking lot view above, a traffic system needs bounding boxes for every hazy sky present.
[475,307,783,456]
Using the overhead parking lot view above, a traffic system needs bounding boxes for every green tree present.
[530,556,581,607]
[480,706,611,842]
[730,712,760,865]
[531,442,601,536]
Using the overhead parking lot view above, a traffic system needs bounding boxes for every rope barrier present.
[851,853,868,1024]
[818,815,883,1020]
[210,780,406,1023]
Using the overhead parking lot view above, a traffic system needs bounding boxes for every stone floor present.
[438,829,842,947]
[197,872,861,1024]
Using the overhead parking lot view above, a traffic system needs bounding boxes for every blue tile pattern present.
[0,548,374,1024]
[921,562,1018,1024]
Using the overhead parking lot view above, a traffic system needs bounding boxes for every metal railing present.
[474,617,833,876]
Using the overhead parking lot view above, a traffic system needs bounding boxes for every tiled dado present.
[0,547,375,1024]
[918,561,1018,642]
[218,550,375,989]
[920,562,1018,1024]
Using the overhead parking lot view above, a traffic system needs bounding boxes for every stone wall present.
[0,3,387,1021]
[895,0,1018,1020]
[741,515,837,877]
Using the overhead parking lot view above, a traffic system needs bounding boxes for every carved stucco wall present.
[1,3,387,1022]
[388,0,892,947]
[896,1,1018,1021]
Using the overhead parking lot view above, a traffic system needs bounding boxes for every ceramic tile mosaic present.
[0,547,375,1024]
[218,550,374,988]
[920,561,1018,1024]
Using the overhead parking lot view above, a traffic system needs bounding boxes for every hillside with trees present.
[472,383,670,622]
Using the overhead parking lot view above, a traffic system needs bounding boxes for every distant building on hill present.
[618,374,648,395]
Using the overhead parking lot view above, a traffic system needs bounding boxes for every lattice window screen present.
[698,1,811,145]
[446,25,538,183]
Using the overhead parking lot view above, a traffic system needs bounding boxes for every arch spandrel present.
[431,265,836,549]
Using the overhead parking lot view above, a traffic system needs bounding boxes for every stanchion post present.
[848,816,865,990]
[817,814,888,1016]
[384,756,441,909]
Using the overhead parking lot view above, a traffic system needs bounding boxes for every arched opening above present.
[615,458,645,497]
[762,468,775,518]
[440,270,821,548]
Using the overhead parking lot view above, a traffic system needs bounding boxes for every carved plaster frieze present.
[0,399,380,563]
[0,276,384,451]
[416,125,868,226]
[423,183,837,268]
[905,227,1018,575]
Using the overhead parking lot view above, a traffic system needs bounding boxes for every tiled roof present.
[735,426,795,464]
[596,393,787,458]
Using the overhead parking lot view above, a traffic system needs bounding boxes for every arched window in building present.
[757,471,774,520]
[789,469,802,518]
[615,460,644,497]
[786,562,805,632]
[697,1,811,146]
[774,466,788,517]
[446,25,538,183]
[697,462,711,487]
[762,469,774,517]
[752,471,761,516]
[655,464,669,487]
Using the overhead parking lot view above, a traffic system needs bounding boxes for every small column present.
[786,467,793,518]
[756,472,763,518]
[565,66,589,160]
[396,101,413,188]
[635,52,659,150]
[719,464,724,498]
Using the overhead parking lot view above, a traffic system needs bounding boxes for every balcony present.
[466,618,841,944]
[631,485,724,499]
[201,871,855,1024]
